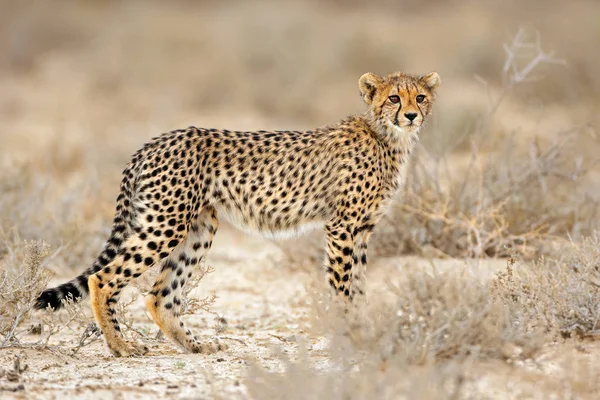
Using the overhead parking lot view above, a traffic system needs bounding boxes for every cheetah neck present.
[360,113,419,192]
[362,113,419,160]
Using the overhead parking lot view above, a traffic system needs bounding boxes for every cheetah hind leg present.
[145,207,226,354]
[88,231,172,357]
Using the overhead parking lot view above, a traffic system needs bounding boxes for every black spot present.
[105,247,117,258]
[164,260,178,270]
[168,239,178,248]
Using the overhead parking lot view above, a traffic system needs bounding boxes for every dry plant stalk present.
[30,292,93,353]
[133,257,217,318]
[0,240,51,347]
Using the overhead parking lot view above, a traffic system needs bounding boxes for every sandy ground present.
[1,225,598,399]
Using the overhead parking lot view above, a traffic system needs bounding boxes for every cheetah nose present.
[404,113,418,121]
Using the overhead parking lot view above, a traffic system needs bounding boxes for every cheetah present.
[35,70,441,357]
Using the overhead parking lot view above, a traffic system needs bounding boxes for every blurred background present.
[0,0,599,268]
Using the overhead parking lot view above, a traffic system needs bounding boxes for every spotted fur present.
[35,70,440,357]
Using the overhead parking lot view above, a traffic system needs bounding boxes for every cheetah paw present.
[109,341,149,357]
[190,339,228,354]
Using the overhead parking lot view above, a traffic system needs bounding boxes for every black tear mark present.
[393,104,402,125]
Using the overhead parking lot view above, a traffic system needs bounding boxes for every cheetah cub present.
[36,71,440,357]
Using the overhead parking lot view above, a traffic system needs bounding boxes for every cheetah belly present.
[214,204,324,240]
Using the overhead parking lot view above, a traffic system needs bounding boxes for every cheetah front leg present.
[350,229,373,302]
[324,218,356,305]
[145,207,226,354]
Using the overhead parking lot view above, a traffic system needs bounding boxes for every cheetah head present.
[359,71,440,140]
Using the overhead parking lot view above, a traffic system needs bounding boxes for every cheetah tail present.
[33,237,121,310]
[34,166,137,311]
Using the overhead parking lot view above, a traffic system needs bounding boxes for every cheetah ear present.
[358,72,383,105]
[422,72,441,90]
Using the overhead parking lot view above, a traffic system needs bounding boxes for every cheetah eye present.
[388,95,400,104]
[416,94,426,103]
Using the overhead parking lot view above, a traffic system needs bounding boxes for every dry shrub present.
[245,262,543,399]
[385,268,542,363]
[0,239,92,352]
[328,266,543,365]
[0,240,51,346]
[494,232,600,338]
[376,30,599,259]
